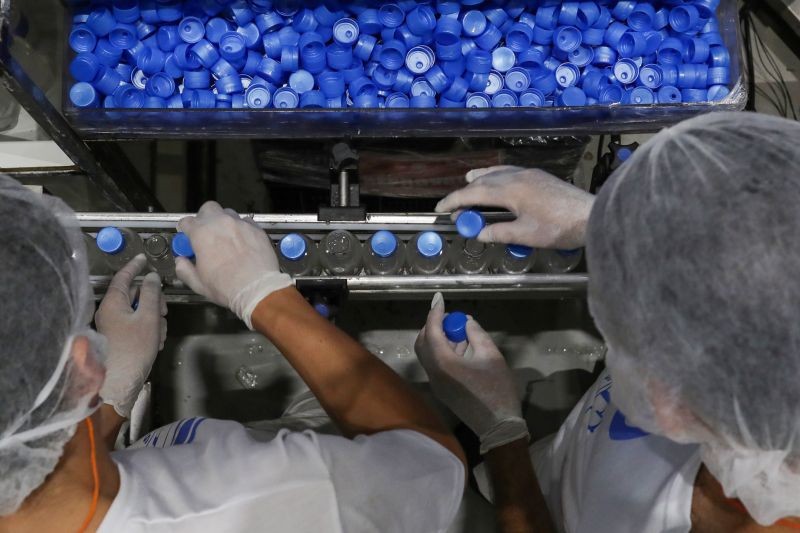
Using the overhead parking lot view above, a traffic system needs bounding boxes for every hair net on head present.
[586,112,800,526]
[0,175,106,515]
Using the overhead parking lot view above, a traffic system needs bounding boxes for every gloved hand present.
[415,293,529,455]
[435,166,595,250]
[96,255,167,419]
[175,201,292,330]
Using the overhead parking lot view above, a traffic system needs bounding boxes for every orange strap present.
[76,418,99,533]
[727,498,800,530]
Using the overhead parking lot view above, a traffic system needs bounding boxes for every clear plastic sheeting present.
[586,112,800,526]
[255,136,589,198]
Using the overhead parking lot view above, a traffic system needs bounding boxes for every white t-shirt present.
[479,369,702,533]
[98,419,464,533]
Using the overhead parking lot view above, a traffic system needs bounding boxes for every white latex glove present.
[435,165,595,250]
[96,255,167,418]
[175,201,292,330]
[415,293,529,454]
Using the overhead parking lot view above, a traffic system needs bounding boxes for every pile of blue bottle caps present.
[68,0,733,110]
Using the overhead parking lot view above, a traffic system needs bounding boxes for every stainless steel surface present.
[338,170,349,207]
[91,274,588,302]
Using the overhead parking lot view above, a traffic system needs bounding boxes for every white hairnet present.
[0,176,106,515]
[586,112,800,526]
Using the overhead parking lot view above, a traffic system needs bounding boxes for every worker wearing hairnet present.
[0,176,466,532]
[418,112,800,533]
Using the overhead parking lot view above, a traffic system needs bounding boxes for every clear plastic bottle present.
[278,233,320,277]
[95,226,145,271]
[83,233,114,276]
[363,230,405,275]
[144,233,176,283]
[491,244,537,275]
[451,237,493,274]
[542,248,584,273]
[319,230,362,276]
[408,231,448,275]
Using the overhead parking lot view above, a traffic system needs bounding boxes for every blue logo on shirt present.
[608,410,649,441]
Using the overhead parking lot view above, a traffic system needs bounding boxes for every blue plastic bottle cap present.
[109,23,137,50]
[354,35,378,62]
[69,53,100,83]
[87,7,116,37]
[167,232,194,259]
[708,67,730,85]
[69,82,99,108]
[443,312,468,343]
[466,72,490,92]
[278,26,301,48]
[657,38,684,65]
[409,78,433,98]
[492,88,518,107]
[628,3,656,31]
[618,32,648,58]
[183,69,210,89]
[485,71,504,95]
[710,46,730,67]
[406,5,437,36]
[593,46,617,66]
[475,23,503,50]
[569,46,594,67]
[466,92,491,108]
[506,23,534,53]
[373,65,399,90]
[379,39,407,71]
[438,97,462,108]
[324,44,351,71]
[385,92,410,108]
[456,210,485,238]
[555,63,581,88]
[137,47,166,76]
[681,88,707,103]
[97,227,125,254]
[669,5,700,33]
[178,17,205,44]
[209,57,234,78]
[191,40,220,68]
[532,69,558,96]
[291,8,318,34]
[138,22,158,41]
[280,234,307,260]
[657,85,682,103]
[700,32,724,47]
[256,57,284,84]
[491,47,515,73]
[333,18,360,45]
[370,230,398,258]
[613,59,640,85]
[686,38,710,64]
[93,66,123,95]
[558,86,587,107]
[273,87,299,108]
[288,70,314,94]
[352,93,378,108]
[604,21,628,50]
[581,27,605,47]
[554,26,582,53]
[245,84,272,108]
[639,65,664,89]
[707,84,730,101]
[424,65,450,93]
[466,50,492,75]
[599,84,624,104]
[69,25,97,54]
[462,10,487,37]
[630,86,655,104]
[95,39,123,67]
[314,303,331,318]
[416,231,443,257]
[216,74,244,95]
[190,89,216,109]
[508,244,534,259]
[317,71,345,98]
[217,31,245,62]
[132,68,148,90]
[504,67,531,93]
[442,57,466,79]
[113,0,140,24]
[403,45,434,75]
[277,46,298,72]
[377,4,404,28]
[146,72,175,97]
[156,25,181,52]
[519,88,545,107]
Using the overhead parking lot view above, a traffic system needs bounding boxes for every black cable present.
[596,134,605,163]
[741,2,757,111]
[751,20,797,119]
